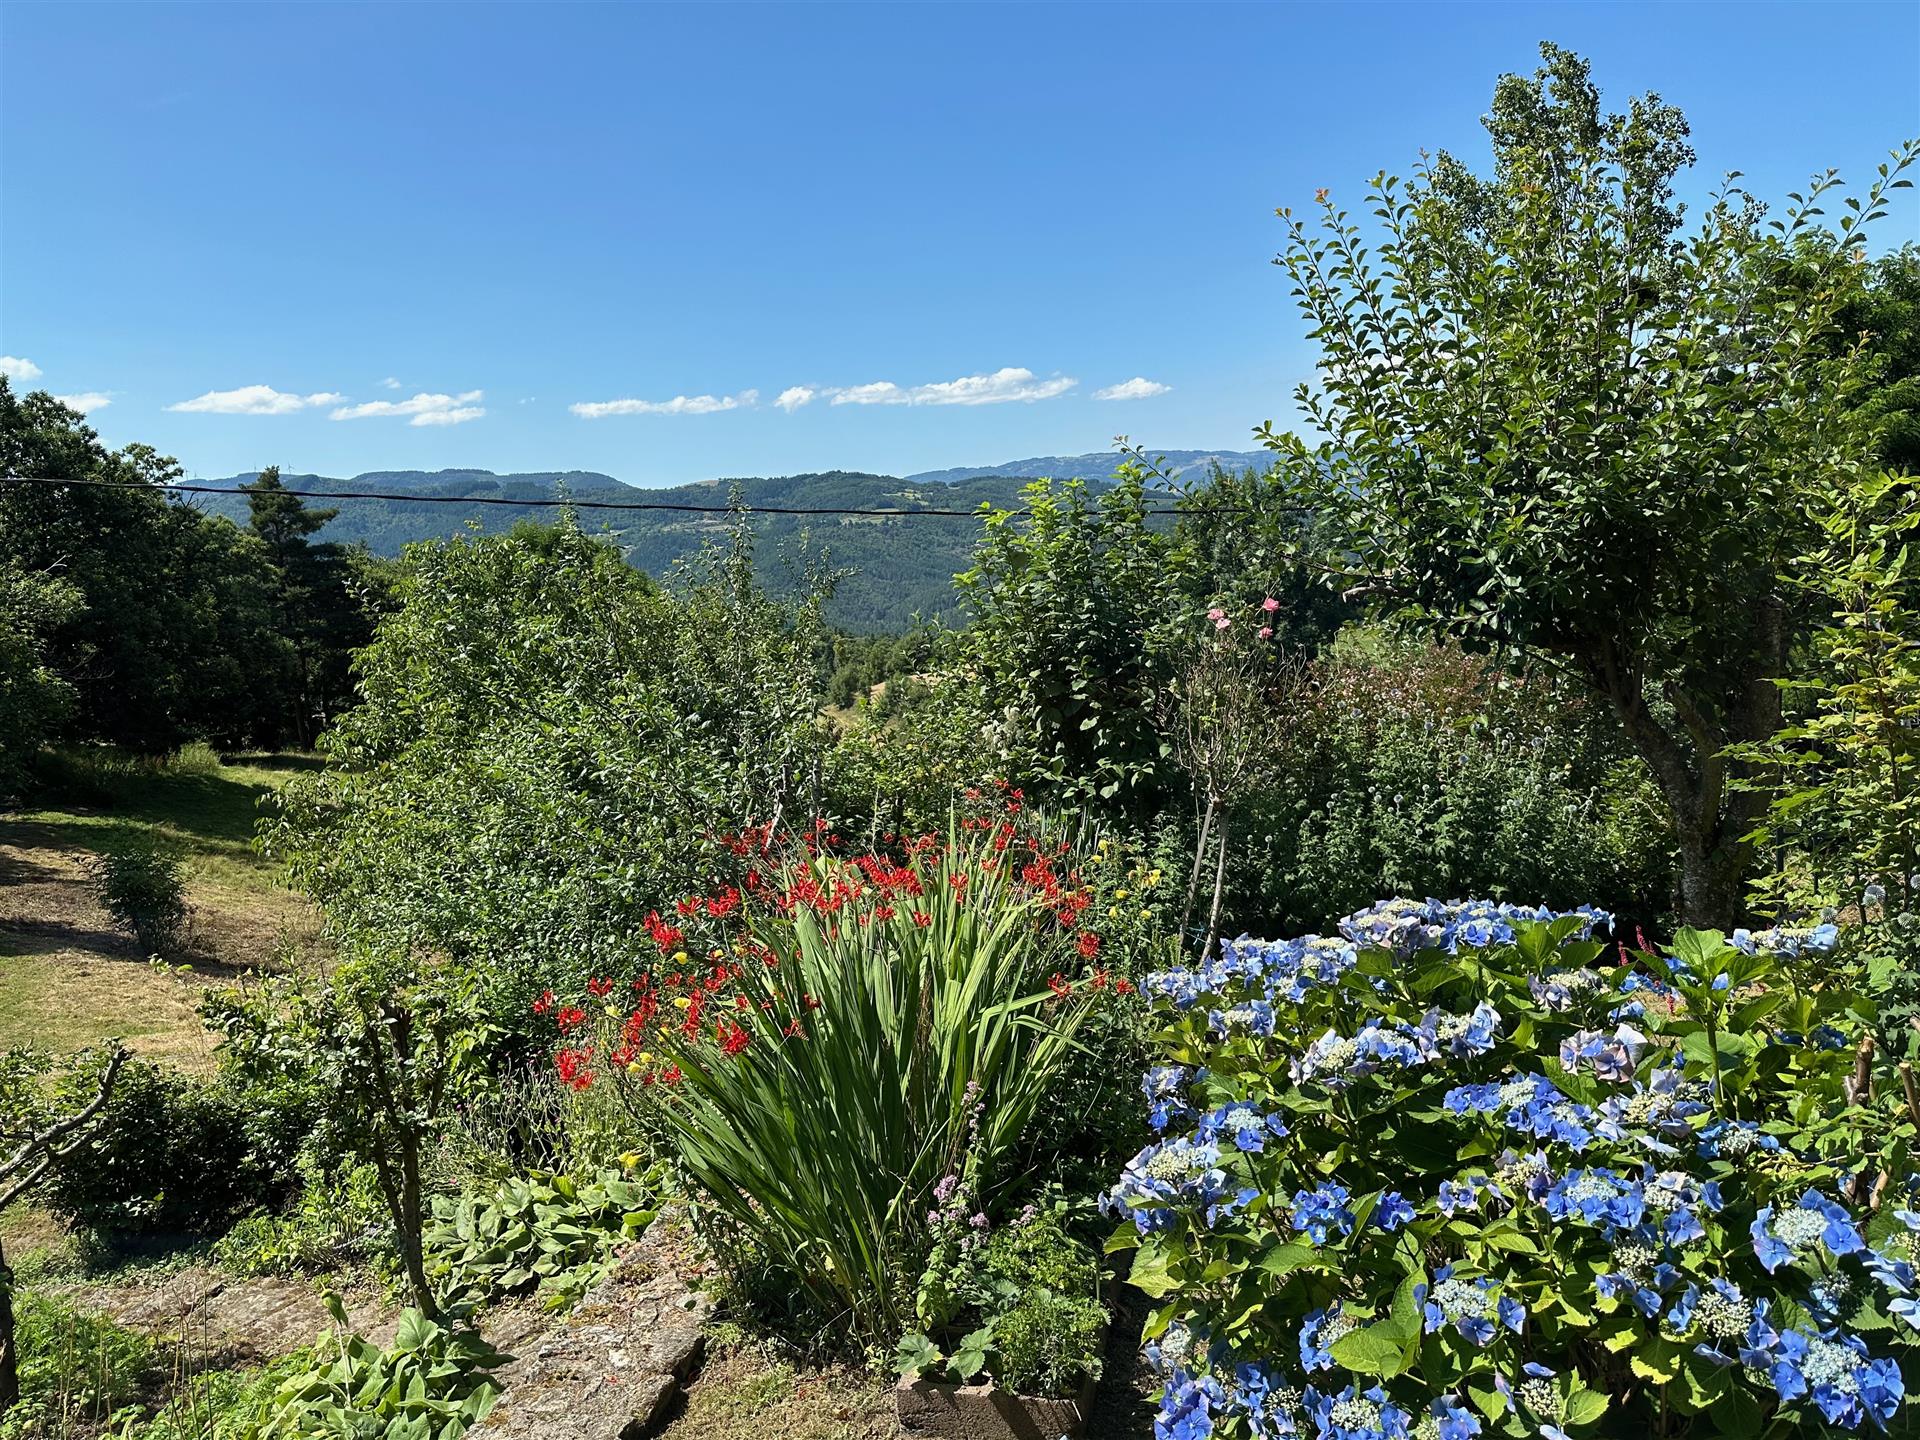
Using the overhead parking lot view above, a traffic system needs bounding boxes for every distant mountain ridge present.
[904,448,1271,486]
[182,452,1263,630]
[185,468,1046,632]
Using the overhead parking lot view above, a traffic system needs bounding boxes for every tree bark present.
[0,1234,16,1417]
[1584,600,1786,929]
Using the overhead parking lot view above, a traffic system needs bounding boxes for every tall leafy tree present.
[241,466,370,747]
[1260,43,1917,925]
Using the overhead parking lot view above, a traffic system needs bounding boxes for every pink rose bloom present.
[1206,607,1225,621]
[1214,616,1231,630]
[1262,596,1280,613]
[1258,626,1273,639]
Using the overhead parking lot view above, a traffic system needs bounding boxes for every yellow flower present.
[638,1051,653,1064]
[618,1151,642,1168]
[1147,869,1163,885]
[1115,889,1130,900]
[672,996,692,1010]
[1139,907,1152,920]
[604,1004,622,1017]
[1109,906,1122,920]
[672,950,689,964]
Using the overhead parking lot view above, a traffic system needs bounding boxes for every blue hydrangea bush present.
[1105,898,1920,1438]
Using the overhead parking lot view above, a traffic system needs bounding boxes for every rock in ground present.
[475,1220,710,1440]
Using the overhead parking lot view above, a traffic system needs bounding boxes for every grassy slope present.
[0,753,323,1067]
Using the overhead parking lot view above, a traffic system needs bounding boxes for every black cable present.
[0,474,1257,518]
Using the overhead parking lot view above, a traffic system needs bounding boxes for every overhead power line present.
[0,474,1255,519]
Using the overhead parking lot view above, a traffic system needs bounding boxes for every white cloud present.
[774,385,816,413]
[570,390,757,419]
[169,385,343,416]
[827,367,1077,407]
[0,356,43,381]
[330,390,486,427]
[1094,376,1171,401]
[379,376,403,390]
[54,391,112,414]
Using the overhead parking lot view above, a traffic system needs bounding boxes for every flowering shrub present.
[537,799,1141,1340]
[1106,897,1920,1437]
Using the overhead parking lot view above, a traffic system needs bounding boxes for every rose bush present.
[1106,898,1920,1437]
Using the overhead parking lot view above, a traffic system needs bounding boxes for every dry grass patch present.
[657,1339,894,1440]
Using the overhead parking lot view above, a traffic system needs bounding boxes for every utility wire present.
[0,474,1258,518]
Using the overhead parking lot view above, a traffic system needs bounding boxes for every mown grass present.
[0,748,324,1065]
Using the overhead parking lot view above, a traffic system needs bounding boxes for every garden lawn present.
[0,753,324,1068]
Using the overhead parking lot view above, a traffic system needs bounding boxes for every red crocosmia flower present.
[717,1021,751,1057]
[586,977,614,998]
[643,910,685,953]
[661,1064,682,1086]
[873,904,896,922]
[555,1047,595,1091]
[803,993,822,1010]
[556,1005,588,1033]
[912,911,932,928]
[783,1019,806,1038]
[1077,931,1102,960]
[1091,968,1110,991]
[532,990,555,1016]
[949,873,970,893]
[675,898,699,918]
[1048,972,1072,1000]
[1115,978,1136,995]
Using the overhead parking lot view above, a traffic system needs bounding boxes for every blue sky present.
[3,2,1916,487]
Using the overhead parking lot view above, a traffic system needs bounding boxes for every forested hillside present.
[187,468,1123,629]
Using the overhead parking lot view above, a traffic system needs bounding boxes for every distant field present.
[0,752,325,1067]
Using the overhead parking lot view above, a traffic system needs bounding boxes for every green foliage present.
[424,1164,660,1310]
[0,382,377,753]
[0,557,79,798]
[991,1292,1105,1397]
[1237,636,1674,935]
[1109,904,1917,1435]
[0,1291,157,1439]
[90,846,188,954]
[112,1357,299,1440]
[212,1157,393,1279]
[1838,244,1920,474]
[203,955,499,1317]
[261,515,834,1037]
[40,1055,283,1239]
[898,1210,1105,1397]
[957,469,1193,809]
[1735,468,1920,1053]
[1257,43,1917,924]
[249,1298,506,1440]
[564,816,1112,1343]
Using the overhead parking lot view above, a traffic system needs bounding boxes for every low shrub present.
[1106,898,1918,1437]
[212,1155,392,1278]
[898,1205,1106,1398]
[43,1057,286,1239]
[250,1300,506,1440]
[0,1291,157,1439]
[91,846,187,954]
[424,1162,660,1310]
[994,1291,1106,1397]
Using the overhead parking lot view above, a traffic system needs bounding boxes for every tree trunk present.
[1586,604,1786,930]
[0,1234,17,1417]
